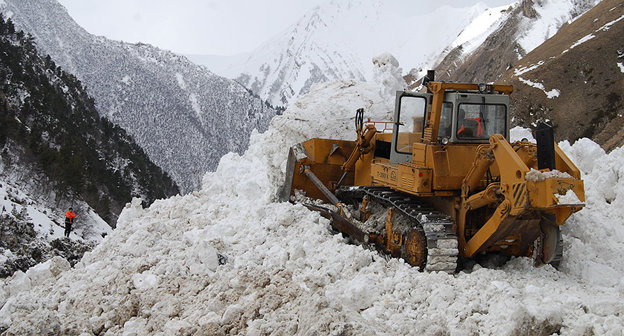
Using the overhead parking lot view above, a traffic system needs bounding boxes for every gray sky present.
[57,0,515,56]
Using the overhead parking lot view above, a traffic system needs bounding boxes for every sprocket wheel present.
[401,229,427,270]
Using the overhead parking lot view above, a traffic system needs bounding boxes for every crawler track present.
[337,186,459,273]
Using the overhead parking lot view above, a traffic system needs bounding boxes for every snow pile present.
[372,53,406,107]
[510,126,536,142]
[1,82,624,334]
[556,189,584,205]
[558,139,624,287]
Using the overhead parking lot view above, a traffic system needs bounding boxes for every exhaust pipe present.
[536,123,556,170]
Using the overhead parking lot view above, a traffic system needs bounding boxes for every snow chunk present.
[525,168,572,182]
[372,53,405,106]
[132,272,159,290]
[183,232,219,274]
[510,126,535,143]
[618,62,624,73]
[25,257,70,287]
[556,189,584,205]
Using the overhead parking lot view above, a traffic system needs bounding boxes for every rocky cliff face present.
[499,0,624,150]
[435,0,601,83]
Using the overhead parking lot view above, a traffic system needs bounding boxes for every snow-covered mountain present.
[500,0,624,149]
[198,0,495,107]
[0,0,278,193]
[1,66,623,334]
[435,0,602,82]
[0,16,178,277]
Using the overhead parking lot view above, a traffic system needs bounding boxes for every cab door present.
[390,91,432,164]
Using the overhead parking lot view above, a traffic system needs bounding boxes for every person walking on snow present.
[65,207,76,238]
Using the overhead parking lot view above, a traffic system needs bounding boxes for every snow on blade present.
[1,77,624,335]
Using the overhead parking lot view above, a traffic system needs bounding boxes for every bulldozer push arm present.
[458,132,584,261]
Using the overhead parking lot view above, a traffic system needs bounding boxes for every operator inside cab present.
[457,107,484,138]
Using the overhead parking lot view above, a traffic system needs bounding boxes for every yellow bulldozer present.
[281,71,585,272]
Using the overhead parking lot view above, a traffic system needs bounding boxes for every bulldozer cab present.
[390,87,510,164]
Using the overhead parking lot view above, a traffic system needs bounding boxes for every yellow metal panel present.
[412,143,427,166]
[371,161,398,187]
[429,144,482,191]
[397,163,432,194]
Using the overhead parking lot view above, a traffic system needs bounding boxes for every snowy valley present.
[0,0,623,334]
[1,77,623,334]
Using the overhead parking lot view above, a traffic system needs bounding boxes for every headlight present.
[441,137,449,145]
[478,83,487,93]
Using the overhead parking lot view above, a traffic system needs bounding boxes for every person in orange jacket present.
[65,207,76,238]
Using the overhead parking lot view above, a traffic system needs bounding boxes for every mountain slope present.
[0,0,278,193]
[203,0,493,107]
[499,0,624,149]
[435,0,601,83]
[0,14,179,275]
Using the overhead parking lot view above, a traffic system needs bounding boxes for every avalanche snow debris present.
[1,79,624,334]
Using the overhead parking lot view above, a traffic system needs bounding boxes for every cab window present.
[396,96,426,153]
[456,104,506,140]
[438,102,453,139]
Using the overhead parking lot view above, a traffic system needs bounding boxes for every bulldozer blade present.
[540,220,561,265]
[303,203,369,244]
[279,145,302,202]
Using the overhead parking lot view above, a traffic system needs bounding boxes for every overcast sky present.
[56,0,515,56]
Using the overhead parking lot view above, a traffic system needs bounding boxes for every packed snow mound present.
[372,53,406,107]
[1,81,624,335]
